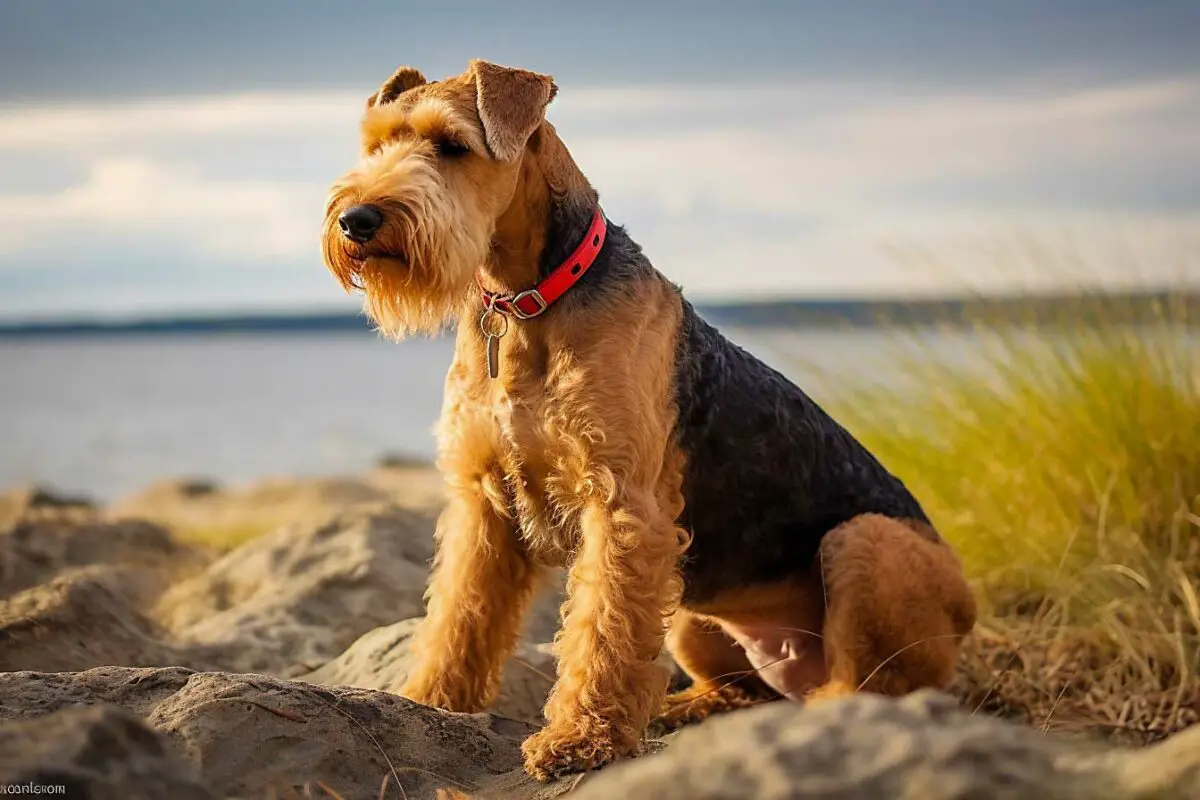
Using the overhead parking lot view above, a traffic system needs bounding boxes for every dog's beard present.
[322,151,490,339]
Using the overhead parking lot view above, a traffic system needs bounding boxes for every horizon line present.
[1,288,1194,337]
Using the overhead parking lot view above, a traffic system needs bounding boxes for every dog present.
[321,59,978,782]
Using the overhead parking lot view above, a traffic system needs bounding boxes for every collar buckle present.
[509,289,549,319]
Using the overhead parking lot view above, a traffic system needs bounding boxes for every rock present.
[376,452,434,469]
[0,512,200,599]
[0,483,96,527]
[0,667,537,800]
[363,464,449,512]
[301,617,557,722]
[1096,723,1200,799]
[0,704,217,800]
[0,567,221,673]
[5,467,1200,800]
[0,504,443,678]
[0,494,213,672]
[112,471,445,545]
[571,691,1200,800]
[0,499,561,682]
[155,503,434,676]
[521,570,565,644]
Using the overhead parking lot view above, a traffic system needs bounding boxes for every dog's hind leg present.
[806,513,977,704]
[652,610,776,733]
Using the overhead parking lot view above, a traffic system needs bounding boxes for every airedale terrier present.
[321,59,977,782]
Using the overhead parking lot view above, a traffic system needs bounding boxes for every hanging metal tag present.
[486,334,500,379]
[479,308,508,380]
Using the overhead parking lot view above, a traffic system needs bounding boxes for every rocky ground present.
[1,467,1198,799]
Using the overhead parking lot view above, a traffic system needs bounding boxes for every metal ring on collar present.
[479,307,509,338]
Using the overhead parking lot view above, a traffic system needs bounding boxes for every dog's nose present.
[338,204,384,244]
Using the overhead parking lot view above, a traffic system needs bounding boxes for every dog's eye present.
[434,138,470,158]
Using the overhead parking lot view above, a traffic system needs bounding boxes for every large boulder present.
[571,690,1200,800]
[0,666,537,800]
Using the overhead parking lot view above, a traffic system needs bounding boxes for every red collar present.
[480,208,607,320]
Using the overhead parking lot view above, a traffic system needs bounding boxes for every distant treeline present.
[1,291,1195,338]
[702,290,1199,328]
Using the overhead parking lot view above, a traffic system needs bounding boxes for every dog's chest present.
[487,384,582,565]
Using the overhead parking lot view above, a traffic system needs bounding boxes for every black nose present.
[338,204,384,244]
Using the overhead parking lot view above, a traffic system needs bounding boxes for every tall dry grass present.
[805,291,1199,742]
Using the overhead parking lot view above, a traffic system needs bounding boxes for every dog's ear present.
[470,60,557,162]
[367,66,427,108]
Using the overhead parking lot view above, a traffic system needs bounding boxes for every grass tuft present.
[171,522,278,551]
[803,290,1199,743]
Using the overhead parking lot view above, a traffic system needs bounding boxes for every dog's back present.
[671,299,931,604]
[563,219,934,604]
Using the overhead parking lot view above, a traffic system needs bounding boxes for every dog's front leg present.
[522,489,682,780]
[398,476,538,712]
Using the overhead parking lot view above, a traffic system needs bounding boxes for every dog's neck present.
[478,123,599,297]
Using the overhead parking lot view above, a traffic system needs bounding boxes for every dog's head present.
[322,60,558,338]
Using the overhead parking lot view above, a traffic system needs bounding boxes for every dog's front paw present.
[520,725,621,782]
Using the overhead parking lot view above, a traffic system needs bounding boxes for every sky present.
[1,1,1198,321]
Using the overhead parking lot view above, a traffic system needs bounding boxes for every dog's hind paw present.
[649,682,770,737]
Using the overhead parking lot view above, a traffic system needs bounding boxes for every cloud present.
[0,73,1198,317]
[0,157,320,261]
[0,92,359,150]
[567,76,1200,218]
